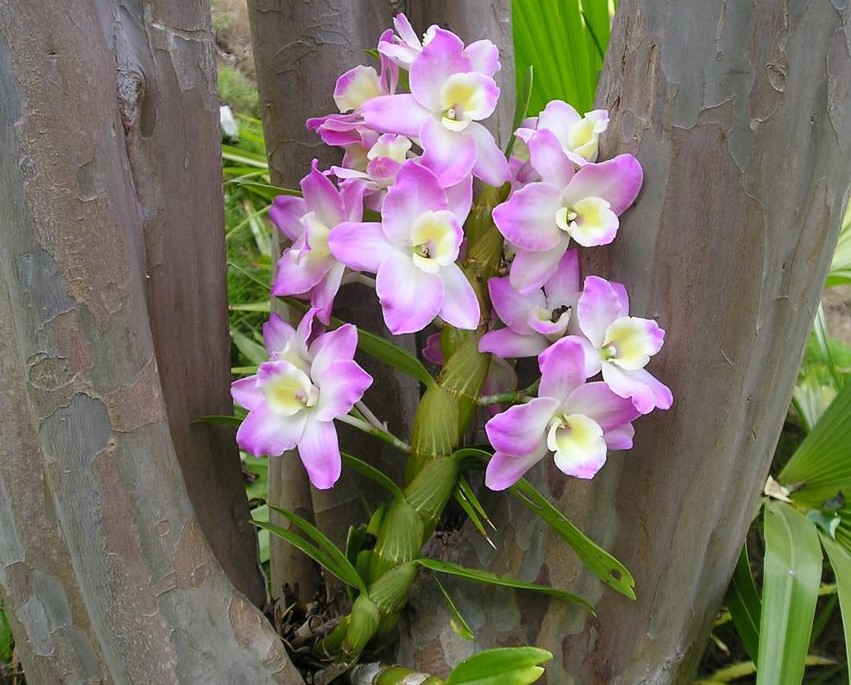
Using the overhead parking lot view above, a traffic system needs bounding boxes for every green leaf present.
[340,452,403,499]
[415,558,594,612]
[454,475,496,548]
[511,477,635,599]
[283,297,435,387]
[819,533,851,677]
[756,501,822,685]
[445,647,552,685]
[222,144,269,168]
[264,505,367,594]
[229,301,271,313]
[725,546,762,663]
[779,376,851,548]
[812,305,843,388]
[227,180,301,203]
[505,65,534,158]
[229,326,268,366]
[433,576,476,641]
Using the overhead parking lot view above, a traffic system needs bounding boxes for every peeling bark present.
[0,1,299,681]
[399,2,851,684]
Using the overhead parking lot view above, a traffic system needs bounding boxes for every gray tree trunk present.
[400,2,851,683]
[0,1,299,681]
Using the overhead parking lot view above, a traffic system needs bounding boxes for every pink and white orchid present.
[377,13,437,69]
[479,249,582,359]
[269,161,364,323]
[485,337,639,490]
[570,276,673,414]
[361,27,509,187]
[516,100,609,166]
[493,139,643,294]
[232,313,372,490]
[328,161,479,334]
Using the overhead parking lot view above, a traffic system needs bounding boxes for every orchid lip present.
[262,365,319,416]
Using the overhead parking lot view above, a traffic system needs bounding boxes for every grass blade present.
[819,532,851,677]
[725,545,762,663]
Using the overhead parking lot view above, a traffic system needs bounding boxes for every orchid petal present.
[376,252,442,334]
[509,236,570,294]
[231,376,264,411]
[468,121,511,186]
[602,364,673,414]
[528,128,575,188]
[382,162,449,244]
[310,261,345,325]
[485,445,548,491]
[297,419,341,490]
[237,405,307,457]
[478,328,548,359]
[314,360,372,421]
[562,155,643,215]
[420,117,478,187]
[489,276,545,332]
[269,196,307,242]
[302,161,345,227]
[550,415,608,480]
[445,174,473,225]
[577,276,623,347]
[538,337,586,404]
[328,221,396,273]
[409,28,469,111]
[272,249,331,296]
[563,382,641,431]
[605,423,635,451]
[309,324,358,380]
[485,396,559,457]
[544,249,581,303]
[438,263,480,330]
[464,39,500,77]
[262,313,295,355]
[361,94,431,138]
[493,182,564,252]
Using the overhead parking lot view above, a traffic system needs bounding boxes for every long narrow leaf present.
[254,519,365,593]
[266,505,367,594]
[340,452,403,499]
[725,545,762,663]
[511,477,635,599]
[756,502,822,685]
[415,557,594,612]
[230,327,268,366]
[819,532,851,677]
[433,576,476,641]
[445,647,552,685]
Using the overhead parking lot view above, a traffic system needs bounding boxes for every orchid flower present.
[479,249,582,359]
[485,337,639,490]
[493,133,643,293]
[377,13,437,69]
[570,276,673,414]
[361,27,509,187]
[332,133,413,209]
[516,100,609,166]
[232,313,372,490]
[269,161,363,324]
[328,161,479,334]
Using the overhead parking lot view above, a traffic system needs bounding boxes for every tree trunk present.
[400,1,851,683]
[0,1,299,681]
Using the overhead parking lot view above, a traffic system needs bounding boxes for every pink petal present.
[231,376,264,411]
[328,221,396,273]
[314,359,372,421]
[393,13,419,48]
[310,262,345,325]
[544,249,581,303]
[537,338,586,404]
[409,28,469,111]
[361,94,431,138]
[563,382,641,431]
[604,423,635,451]
[468,122,511,186]
[309,324,358,379]
[341,180,366,222]
[272,249,331,296]
[478,328,548,359]
[302,161,345,227]
[376,252,443,334]
[485,445,548,491]
[489,276,545,332]
[422,332,444,365]
[262,313,295,355]
[464,39,500,77]
[536,100,581,143]
[562,155,643,215]
[552,436,607,480]
[297,419,342,490]
[445,175,473,225]
[577,276,623,347]
[509,236,570,294]
[269,196,307,242]
[528,128,575,188]
[381,162,449,244]
[485,396,559,457]
[602,364,673,414]
[493,182,564,252]
[237,405,307,457]
[420,117,478,188]
[438,263,480,330]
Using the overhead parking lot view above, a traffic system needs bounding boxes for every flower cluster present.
[231,14,672,492]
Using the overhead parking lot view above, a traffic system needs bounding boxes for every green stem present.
[337,413,410,453]
[479,379,540,406]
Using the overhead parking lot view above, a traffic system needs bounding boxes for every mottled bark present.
[0,1,298,682]
[400,2,851,684]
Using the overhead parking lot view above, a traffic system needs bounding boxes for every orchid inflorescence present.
[232,12,671,496]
